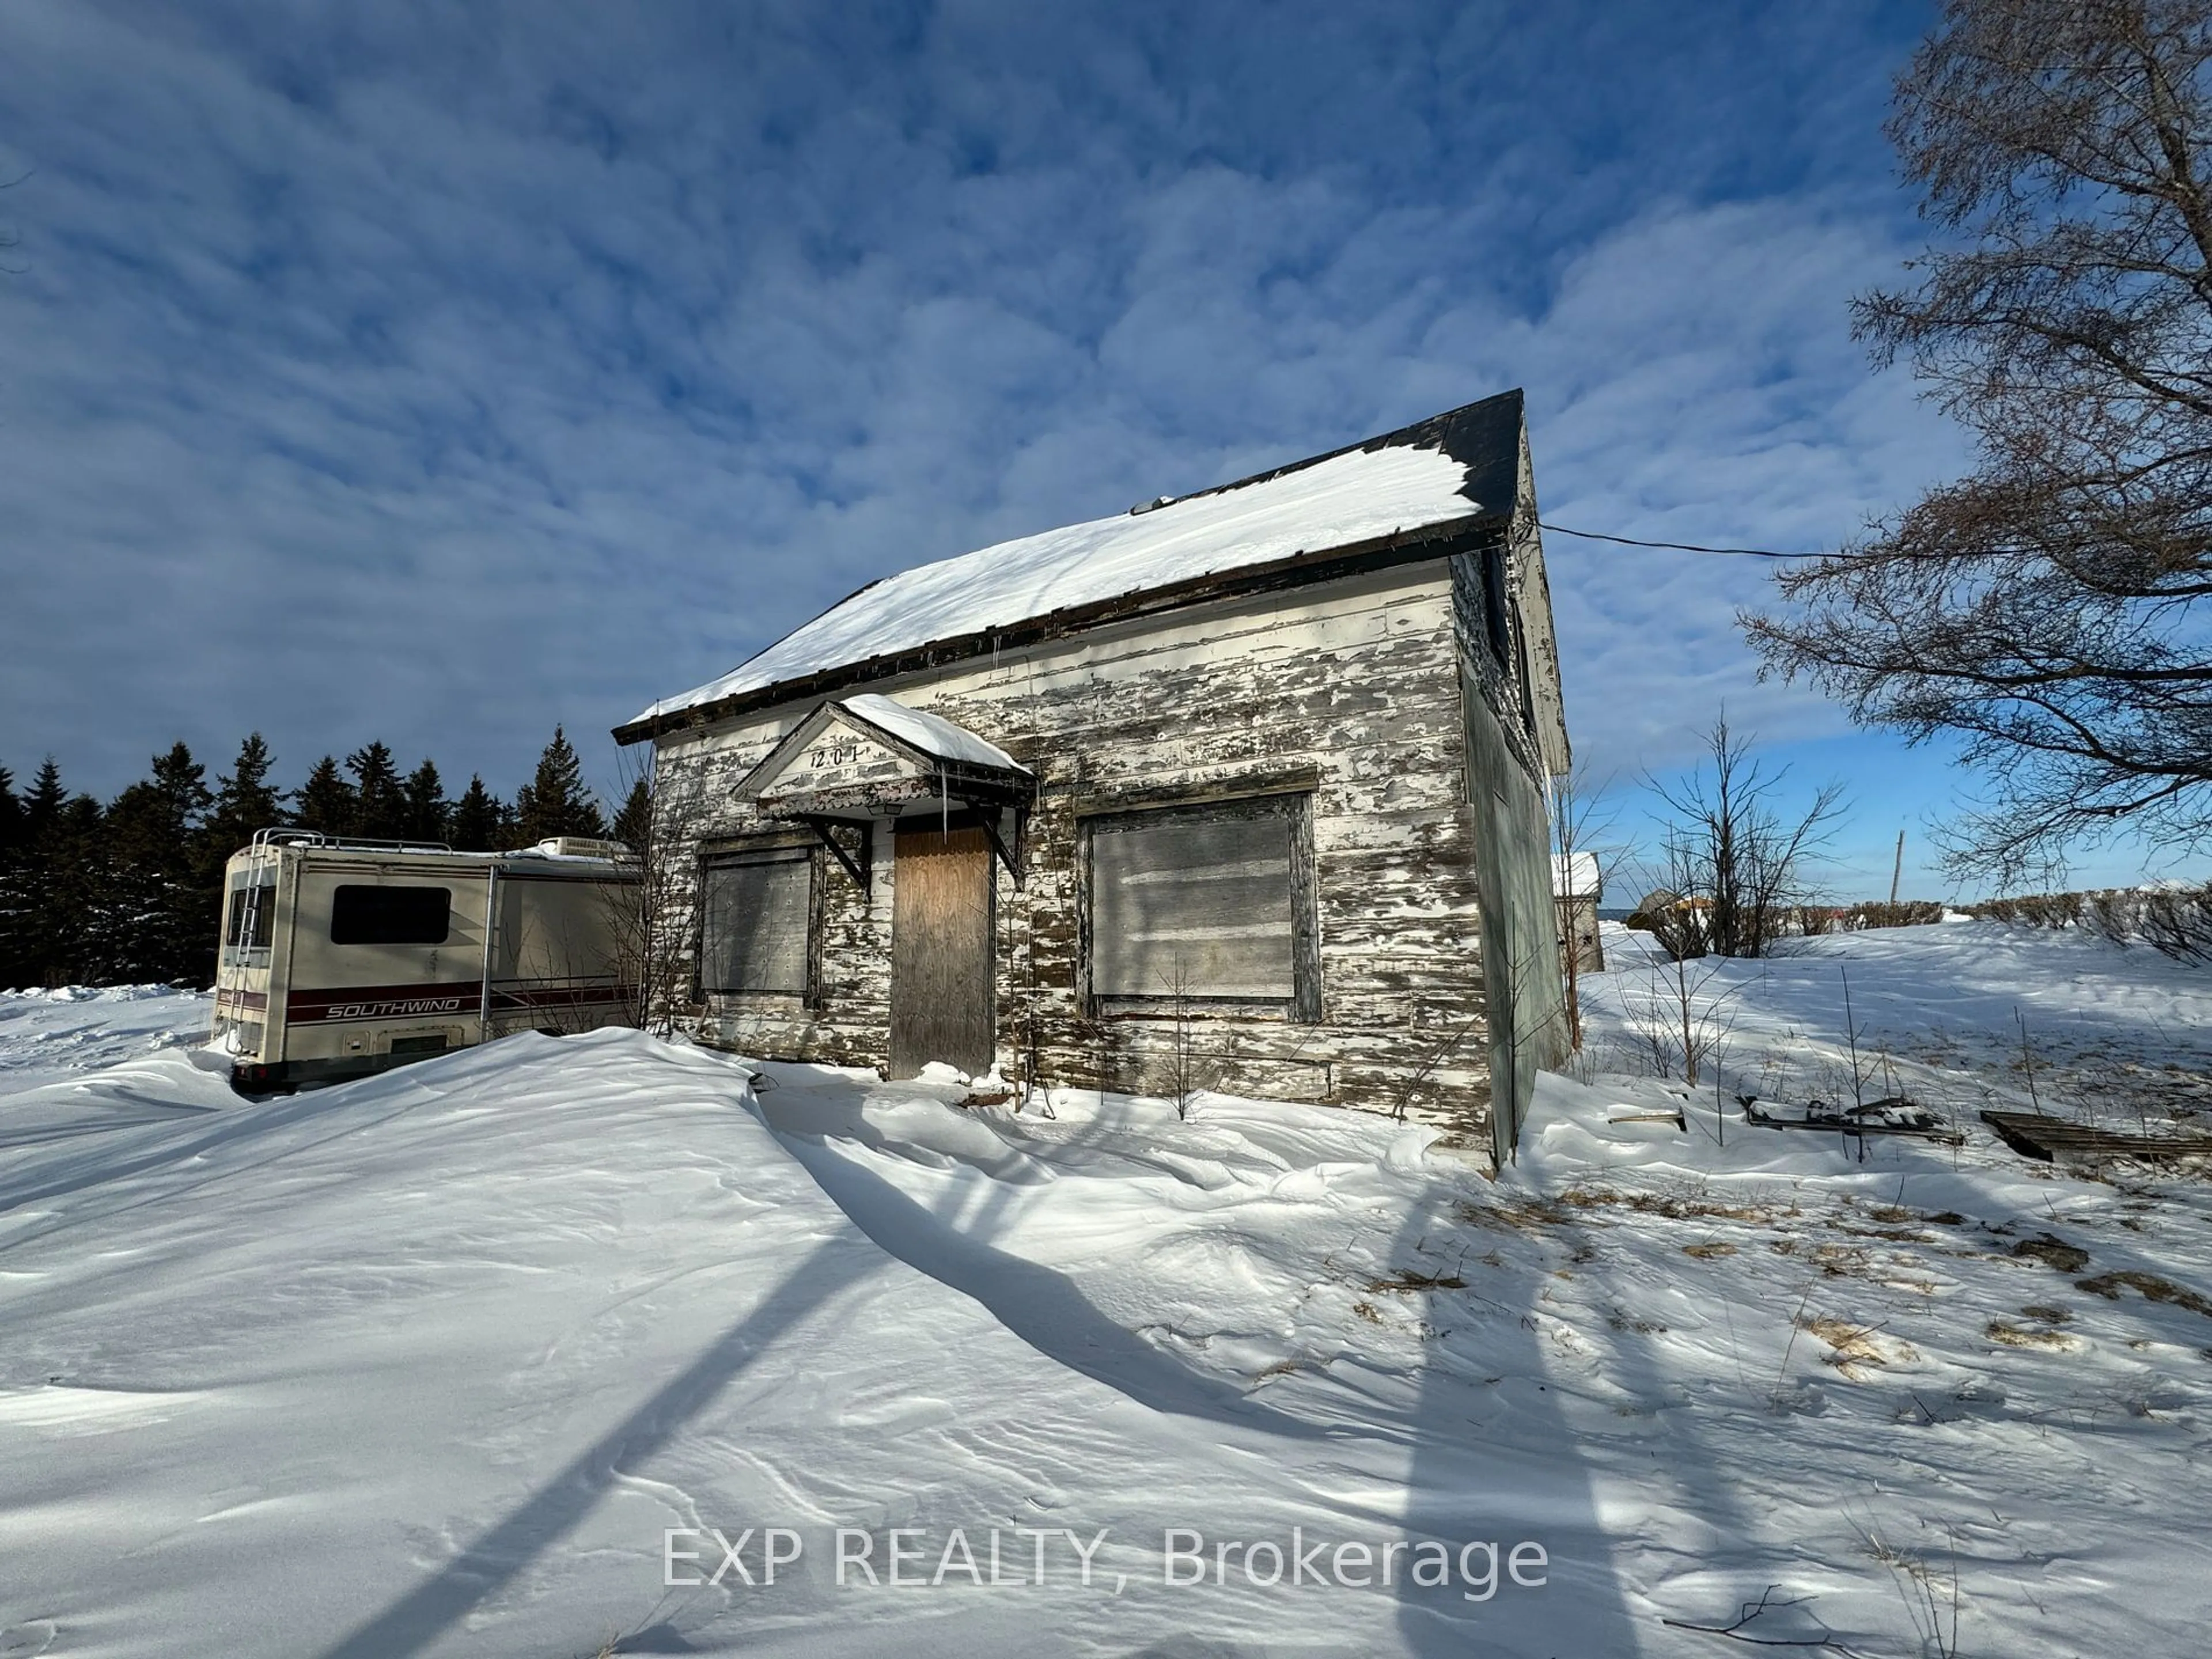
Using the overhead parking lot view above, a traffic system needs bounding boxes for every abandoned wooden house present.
[612,389,1574,1167]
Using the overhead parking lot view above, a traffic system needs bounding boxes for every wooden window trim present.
[696,843,823,1009]
[1077,790,1321,1023]
[1060,764,1321,818]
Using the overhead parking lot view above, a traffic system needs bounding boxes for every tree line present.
[0,726,648,991]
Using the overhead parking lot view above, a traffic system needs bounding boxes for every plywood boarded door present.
[890,823,995,1078]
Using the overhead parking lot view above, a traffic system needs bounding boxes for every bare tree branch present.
[1745,1,2212,885]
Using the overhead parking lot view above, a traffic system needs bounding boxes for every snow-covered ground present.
[0,985,214,1094]
[1,924,2207,1658]
[1581,916,2212,1139]
[0,985,222,1152]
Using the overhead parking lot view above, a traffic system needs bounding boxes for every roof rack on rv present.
[248,828,457,854]
[513,836,635,860]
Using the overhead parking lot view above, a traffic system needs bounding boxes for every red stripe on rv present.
[286,982,480,1022]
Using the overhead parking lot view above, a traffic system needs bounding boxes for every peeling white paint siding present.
[652,559,1560,1166]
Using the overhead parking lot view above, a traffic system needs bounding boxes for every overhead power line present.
[1538,521,1835,560]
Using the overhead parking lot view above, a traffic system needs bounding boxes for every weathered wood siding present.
[1560,896,1604,975]
[650,553,1564,1166]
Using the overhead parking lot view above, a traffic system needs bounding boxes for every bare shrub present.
[1835,900,1942,930]
[2138,885,2212,963]
[1622,950,1742,1088]
[1157,964,1215,1120]
[1968,884,2212,961]
[1638,715,1847,961]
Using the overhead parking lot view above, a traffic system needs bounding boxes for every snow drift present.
[3,920,2210,1658]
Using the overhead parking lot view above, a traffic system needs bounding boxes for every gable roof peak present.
[619,389,1533,743]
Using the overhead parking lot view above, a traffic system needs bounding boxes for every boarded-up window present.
[1089,801,1304,1002]
[701,852,811,995]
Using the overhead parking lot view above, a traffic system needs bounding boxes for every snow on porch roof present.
[840,694,1027,774]
[624,392,1526,735]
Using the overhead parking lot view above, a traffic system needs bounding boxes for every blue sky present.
[0,0,2188,896]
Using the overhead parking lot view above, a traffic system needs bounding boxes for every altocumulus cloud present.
[0,0,1964,827]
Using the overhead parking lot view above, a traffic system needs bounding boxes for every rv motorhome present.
[211,830,643,1093]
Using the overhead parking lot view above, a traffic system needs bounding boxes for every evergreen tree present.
[346,742,407,840]
[204,734,283,861]
[448,774,510,853]
[612,775,651,851]
[0,765,21,855]
[88,744,213,986]
[31,792,103,987]
[0,765,26,988]
[399,758,449,844]
[22,758,66,839]
[512,727,606,844]
[7,760,89,988]
[150,743,213,844]
[293,756,356,836]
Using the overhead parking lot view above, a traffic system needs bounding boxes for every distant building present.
[616,391,1574,1168]
[1554,850,1604,974]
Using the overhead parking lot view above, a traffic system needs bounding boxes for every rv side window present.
[1085,794,1314,1012]
[225,882,276,948]
[700,853,812,995]
[331,884,452,946]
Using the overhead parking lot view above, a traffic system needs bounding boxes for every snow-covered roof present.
[1552,851,1601,899]
[624,393,1527,735]
[842,694,1028,774]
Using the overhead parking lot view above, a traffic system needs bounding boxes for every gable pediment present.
[741,709,930,809]
[734,697,1035,822]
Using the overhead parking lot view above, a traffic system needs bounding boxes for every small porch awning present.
[732,694,1035,887]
